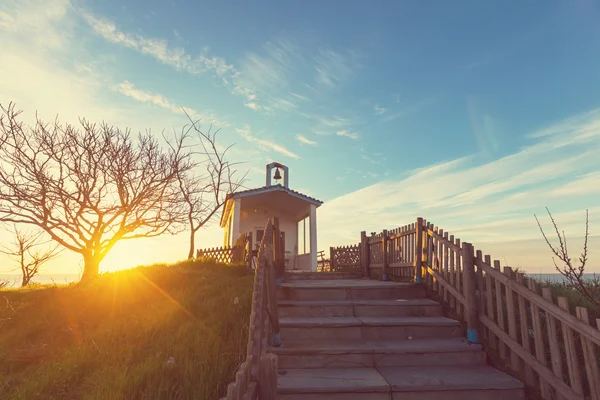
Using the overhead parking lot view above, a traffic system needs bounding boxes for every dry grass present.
[0,259,253,400]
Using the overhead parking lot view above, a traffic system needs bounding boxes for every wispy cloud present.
[314,48,359,88]
[296,134,317,146]
[374,104,387,115]
[336,130,359,140]
[382,96,438,122]
[236,125,300,159]
[319,107,600,270]
[113,81,229,128]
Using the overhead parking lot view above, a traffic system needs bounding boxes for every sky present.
[0,0,599,278]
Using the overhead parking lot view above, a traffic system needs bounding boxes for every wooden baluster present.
[462,242,479,343]
[443,232,449,305]
[515,273,536,387]
[503,266,520,374]
[557,297,583,395]
[432,226,439,292]
[493,260,507,359]
[475,250,485,331]
[576,307,600,400]
[449,234,455,310]
[527,279,551,398]
[541,288,565,400]
[455,237,462,319]
[484,255,496,350]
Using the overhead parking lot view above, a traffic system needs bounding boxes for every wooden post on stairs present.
[462,242,479,344]
[414,217,424,283]
[382,229,389,281]
[360,231,369,278]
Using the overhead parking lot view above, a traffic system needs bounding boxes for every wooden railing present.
[334,216,600,399]
[419,218,600,400]
[219,218,283,400]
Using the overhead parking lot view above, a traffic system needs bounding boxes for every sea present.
[0,273,80,288]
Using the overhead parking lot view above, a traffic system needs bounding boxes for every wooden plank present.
[475,250,485,322]
[258,353,278,400]
[443,232,449,304]
[493,260,507,359]
[480,314,583,400]
[557,297,583,395]
[527,279,552,398]
[503,267,520,374]
[541,288,565,400]
[516,273,536,387]
[449,234,456,310]
[426,266,465,305]
[576,307,600,400]
[455,237,462,319]
[414,217,424,283]
[475,259,600,346]
[485,255,496,349]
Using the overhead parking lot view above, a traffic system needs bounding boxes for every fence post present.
[462,242,479,344]
[382,229,389,281]
[273,217,284,285]
[329,246,335,272]
[360,231,368,278]
[414,217,423,283]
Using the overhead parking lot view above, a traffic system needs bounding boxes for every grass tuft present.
[0,259,253,400]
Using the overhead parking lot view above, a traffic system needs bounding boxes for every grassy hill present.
[0,260,253,400]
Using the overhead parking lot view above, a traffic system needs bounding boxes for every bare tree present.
[535,207,599,308]
[0,103,194,281]
[176,112,247,259]
[0,224,62,286]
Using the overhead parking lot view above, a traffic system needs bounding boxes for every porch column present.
[232,198,241,246]
[309,204,318,272]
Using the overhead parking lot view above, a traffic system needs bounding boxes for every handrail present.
[332,216,600,399]
[221,218,282,400]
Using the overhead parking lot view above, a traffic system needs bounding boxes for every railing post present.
[329,246,335,272]
[360,231,369,278]
[382,229,389,281]
[414,217,423,283]
[462,242,479,344]
[272,217,284,285]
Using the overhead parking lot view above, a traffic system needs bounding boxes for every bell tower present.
[266,162,289,188]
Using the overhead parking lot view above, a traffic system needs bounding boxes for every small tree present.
[535,207,599,309]
[0,103,195,280]
[176,112,247,259]
[0,225,62,286]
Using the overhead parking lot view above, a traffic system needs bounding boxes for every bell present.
[273,167,282,181]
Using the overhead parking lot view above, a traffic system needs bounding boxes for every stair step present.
[378,365,525,399]
[284,271,362,281]
[278,298,441,317]
[278,367,389,399]
[279,316,461,340]
[278,280,425,301]
[278,366,525,400]
[270,338,486,369]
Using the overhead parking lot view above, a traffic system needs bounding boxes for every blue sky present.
[1,0,599,276]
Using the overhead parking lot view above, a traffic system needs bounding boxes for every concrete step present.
[270,337,486,369]
[277,280,425,301]
[277,366,525,400]
[278,298,442,318]
[279,316,461,340]
[284,271,362,281]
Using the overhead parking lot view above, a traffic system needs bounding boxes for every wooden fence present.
[196,233,253,266]
[333,217,600,399]
[219,218,284,400]
[329,244,360,272]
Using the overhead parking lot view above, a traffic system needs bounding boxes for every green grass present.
[0,260,254,400]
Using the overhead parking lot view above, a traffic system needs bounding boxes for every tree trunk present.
[21,273,30,287]
[81,253,100,281]
[187,230,195,259]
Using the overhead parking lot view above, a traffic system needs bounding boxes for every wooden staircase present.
[269,272,525,399]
